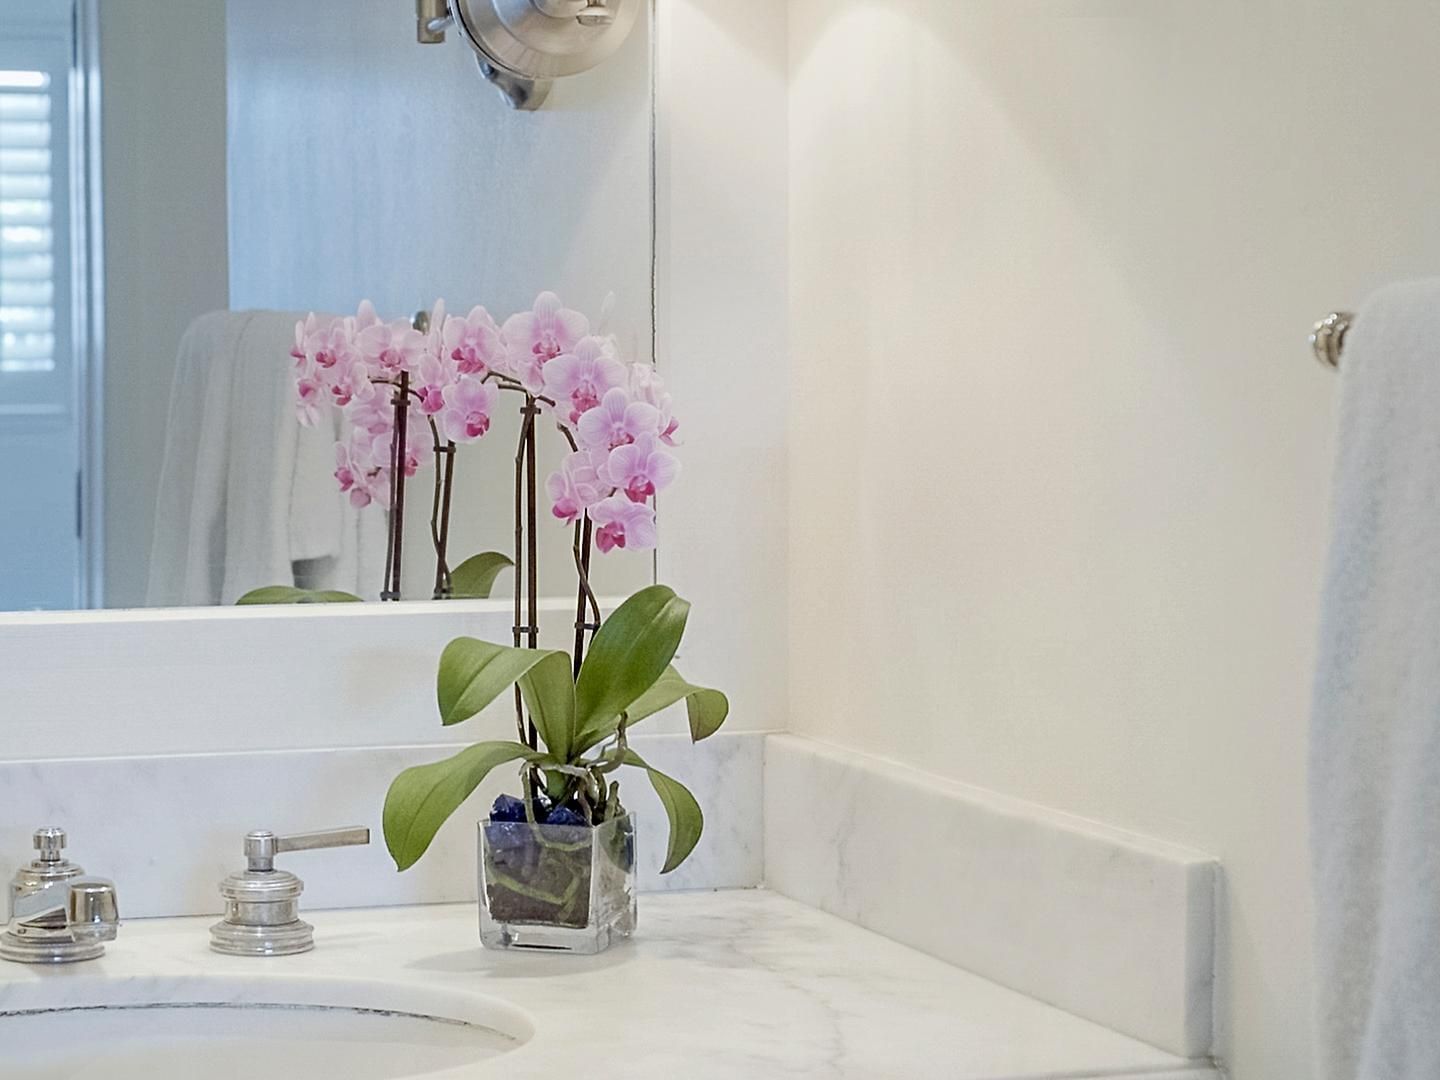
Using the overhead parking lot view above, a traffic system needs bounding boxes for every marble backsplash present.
[764,735,1219,1063]
[0,732,764,919]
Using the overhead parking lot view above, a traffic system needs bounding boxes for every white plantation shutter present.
[0,68,57,375]
[0,5,71,417]
[0,0,81,611]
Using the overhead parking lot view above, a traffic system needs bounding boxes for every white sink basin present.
[0,975,530,1080]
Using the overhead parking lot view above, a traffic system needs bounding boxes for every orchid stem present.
[380,372,410,601]
[572,516,599,678]
[512,403,534,748]
[428,420,455,599]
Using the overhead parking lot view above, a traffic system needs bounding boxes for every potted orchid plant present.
[285,291,726,953]
[384,583,727,953]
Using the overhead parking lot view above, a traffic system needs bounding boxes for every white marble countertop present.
[0,890,1217,1079]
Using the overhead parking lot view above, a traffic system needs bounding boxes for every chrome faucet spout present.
[10,877,71,922]
[1,829,119,963]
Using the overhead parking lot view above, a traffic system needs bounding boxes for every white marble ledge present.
[765,735,1219,1058]
[0,890,1219,1080]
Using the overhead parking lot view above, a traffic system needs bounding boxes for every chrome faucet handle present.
[243,827,371,872]
[211,826,370,957]
[1,827,120,964]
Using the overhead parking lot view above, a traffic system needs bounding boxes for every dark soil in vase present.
[483,796,634,930]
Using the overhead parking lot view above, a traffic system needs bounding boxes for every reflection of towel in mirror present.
[1312,280,1440,1079]
[146,311,386,607]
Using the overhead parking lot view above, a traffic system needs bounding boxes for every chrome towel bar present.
[1311,312,1353,370]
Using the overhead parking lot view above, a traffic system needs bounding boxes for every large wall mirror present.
[0,0,655,613]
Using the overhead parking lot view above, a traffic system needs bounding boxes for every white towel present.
[1313,279,1440,1079]
[147,311,386,606]
[146,311,242,607]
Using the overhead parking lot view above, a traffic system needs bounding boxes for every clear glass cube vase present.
[478,812,636,954]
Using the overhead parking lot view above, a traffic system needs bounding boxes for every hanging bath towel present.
[1313,279,1440,1079]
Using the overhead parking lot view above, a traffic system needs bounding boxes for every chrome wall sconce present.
[417,0,641,111]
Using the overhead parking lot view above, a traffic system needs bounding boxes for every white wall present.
[226,0,655,602]
[656,0,791,740]
[100,0,230,608]
[787,2,1440,1077]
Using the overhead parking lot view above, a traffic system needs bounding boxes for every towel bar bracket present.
[1312,312,1353,370]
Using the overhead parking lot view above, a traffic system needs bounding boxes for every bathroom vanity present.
[0,892,1213,1080]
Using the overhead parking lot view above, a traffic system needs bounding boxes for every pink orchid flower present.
[310,319,355,372]
[357,318,427,376]
[399,407,431,477]
[334,443,360,497]
[591,494,658,553]
[347,426,390,471]
[344,381,393,435]
[292,314,322,367]
[354,300,381,332]
[415,353,456,417]
[444,305,503,377]
[503,292,589,392]
[576,387,660,452]
[328,359,373,409]
[546,450,609,526]
[296,375,325,427]
[629,362,679,445]
[601,432,679,504]
[542,337,627,426]
[349,467,391,510]
[335,440,390,509]
[420,298,448,375]
[439,376,499,444]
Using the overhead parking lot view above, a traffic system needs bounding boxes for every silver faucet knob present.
[212,826,371,957]
[33,827,65,863]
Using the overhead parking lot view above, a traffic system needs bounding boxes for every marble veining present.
[0,732,763,919]
[0,891,1218,1080]
[763,735,1219,1061]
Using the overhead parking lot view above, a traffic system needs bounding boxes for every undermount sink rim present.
[0,971,536,1046]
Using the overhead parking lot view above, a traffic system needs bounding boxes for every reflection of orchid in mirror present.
[439,376,499,443]
[444,305,504,377]
[290,291,681,559]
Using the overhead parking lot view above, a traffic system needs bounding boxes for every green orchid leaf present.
[383,741,538,871]
[448,552,514,599]
[683,686,730,741]
[438,637,568,727]
[623,749,704,874]
[518,650,577,761]
[576,665,730,752]
[575,585,690,739]
[236,586,363,605]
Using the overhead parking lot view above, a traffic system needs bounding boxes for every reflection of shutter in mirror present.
[0,69,56,375]
[0,0,82,613]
